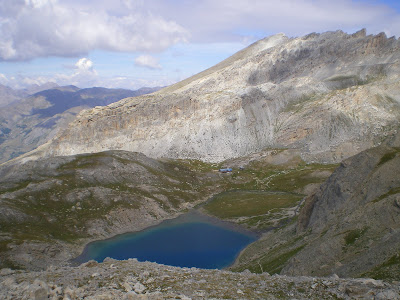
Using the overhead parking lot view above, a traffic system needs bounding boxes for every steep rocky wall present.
[27,30,400,163]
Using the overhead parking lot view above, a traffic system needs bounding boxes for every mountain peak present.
[23,30,400,164]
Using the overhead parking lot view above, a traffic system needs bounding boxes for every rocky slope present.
[0,143,339,272]
[2,258,399,300]
[231,131,400,281]
[0,86,160,163]
[0,150,219,270]
[27,29,400,164]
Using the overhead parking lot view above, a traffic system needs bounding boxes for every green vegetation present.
[377,149,399,166]
[282,93,317,113]
[343,228,368,246]
[0,151,212,255]
[325,74,379,90]
[0,149,339,270]
[259,245,306,274]
[327,75,358,82]
[201,157,337,230]
[232,234,307,274]
[362,253,400,281]
[372,186,400,203]
[204,190,301,218]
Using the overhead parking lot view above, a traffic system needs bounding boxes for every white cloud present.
[134,55,162,70]
[75,58,95,72]
[54,58,98,87]
[0,0,189,61]
[144,0,400,42]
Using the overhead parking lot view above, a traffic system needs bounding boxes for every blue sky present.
[0,0,400,90]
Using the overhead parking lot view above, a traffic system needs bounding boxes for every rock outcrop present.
[232,132,400,281]
[1,258,399,299]
[28,29,400,164]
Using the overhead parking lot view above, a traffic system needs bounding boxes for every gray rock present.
[23,30,400,165]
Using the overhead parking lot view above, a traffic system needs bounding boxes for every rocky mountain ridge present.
[231,131,400,281]
[26,29,400,164]
[0,86,161,164]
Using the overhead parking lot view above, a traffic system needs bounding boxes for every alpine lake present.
[74,211,258,269]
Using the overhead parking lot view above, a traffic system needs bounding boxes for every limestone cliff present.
[29,29,400,163]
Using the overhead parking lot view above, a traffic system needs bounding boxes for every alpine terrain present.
[1,29,400,299]
[0,85,161,164]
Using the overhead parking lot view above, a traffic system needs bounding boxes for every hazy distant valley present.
[1,30,400,299]
[0,85,160,164]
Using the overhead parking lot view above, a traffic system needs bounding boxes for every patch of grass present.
[372,187,400,203]
[327,75,357,82]
[325,74,375,90]
[362,253,400,281]
[263,245,306,274]
[267,164,336,193]
[344,228,368,246]
[282,93,317,113]
[244,244,306,274]
[204,190,302,219]
[377,150,399,166]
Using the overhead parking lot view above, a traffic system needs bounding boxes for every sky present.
[0,0,400,91]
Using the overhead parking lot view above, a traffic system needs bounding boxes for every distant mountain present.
[0,84,26,107]
[22,82,60,95]
[0,82,60,108]
[32,29,400,164]
[0,85,161,163]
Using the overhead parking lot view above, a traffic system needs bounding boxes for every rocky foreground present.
[1,258,399,300]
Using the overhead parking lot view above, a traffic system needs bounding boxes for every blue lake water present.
[74,212,257,269]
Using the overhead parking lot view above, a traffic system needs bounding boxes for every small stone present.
[133,282,146,294]
[311,283,318,289]
[123,291,138,300]
[375,290,399,300]
[2,277,16,287]
[30,280,49,300]
[361,278,385,288]
[92,272,100,277]
[82,260,98,267]
[237,289,244,294]
[0,268,14,276]
[146,277,154,284]
[123,282,133,292]
[64,287,76,299]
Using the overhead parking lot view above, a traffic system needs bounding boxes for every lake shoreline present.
[71,208,259,269]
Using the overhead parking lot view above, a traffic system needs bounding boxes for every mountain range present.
[26,29,400,165]
[1,29,400,298]
[0,85,161,163]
